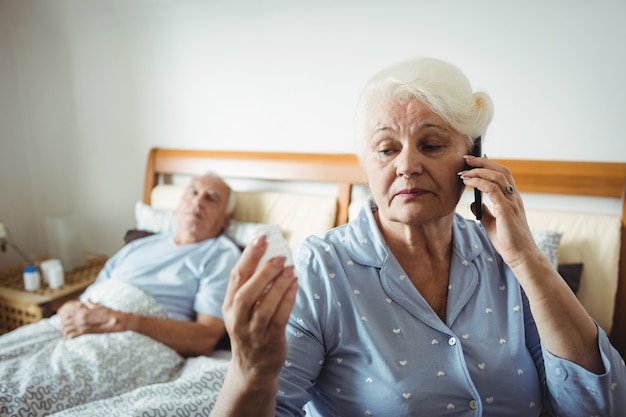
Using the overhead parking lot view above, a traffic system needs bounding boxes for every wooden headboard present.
[143,148,626,356]
[143,148,366,227]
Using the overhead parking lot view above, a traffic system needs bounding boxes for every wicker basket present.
[0,255,107,335]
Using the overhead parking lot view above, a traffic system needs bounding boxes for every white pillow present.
[134,201,263,248]
[135,201,177,234]
[532,230,563,269]
[225,220,267,248]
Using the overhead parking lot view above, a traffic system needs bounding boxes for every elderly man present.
[0,172,240,416]
[57,171,241,357]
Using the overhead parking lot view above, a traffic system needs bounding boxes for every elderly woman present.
[212,58,625,416]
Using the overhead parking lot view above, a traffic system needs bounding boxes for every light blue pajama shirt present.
[277,202,626,416]
[81,233,240,321]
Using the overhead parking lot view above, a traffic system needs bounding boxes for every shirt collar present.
[344,199,485,267]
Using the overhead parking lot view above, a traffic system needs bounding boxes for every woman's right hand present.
[222,235,298,383]
[212,236,298,416]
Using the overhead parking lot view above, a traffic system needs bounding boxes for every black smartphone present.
[471,136,482,220]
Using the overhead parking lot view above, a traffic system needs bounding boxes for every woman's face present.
[363,98,469,228]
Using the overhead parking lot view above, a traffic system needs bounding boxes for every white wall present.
[0,0,624,266]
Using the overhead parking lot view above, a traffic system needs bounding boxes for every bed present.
[1,147,624,417]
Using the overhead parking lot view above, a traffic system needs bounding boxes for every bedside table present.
[0,254,108,335]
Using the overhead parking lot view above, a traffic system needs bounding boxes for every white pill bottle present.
[23,265,41,291]
[252,224,293,267]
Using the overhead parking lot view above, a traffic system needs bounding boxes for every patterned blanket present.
[49,354,229,417]
[0,280,229,417]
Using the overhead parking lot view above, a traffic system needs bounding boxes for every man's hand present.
[58,300,126,338]
[56,299,225,357]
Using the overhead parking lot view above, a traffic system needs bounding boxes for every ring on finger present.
[505,184,515,194]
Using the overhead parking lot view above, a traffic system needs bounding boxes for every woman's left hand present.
[460,156,605,374]
[459,155,537,268]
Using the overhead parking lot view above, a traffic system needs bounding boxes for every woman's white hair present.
[354,57,494,155]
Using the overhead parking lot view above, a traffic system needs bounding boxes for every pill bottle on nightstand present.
[41,258,64,289]
[47,263,65,289]
[23,265,41,291]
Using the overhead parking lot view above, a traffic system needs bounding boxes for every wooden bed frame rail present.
[144,148,626,356]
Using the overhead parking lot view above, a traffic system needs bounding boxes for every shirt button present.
[448,337,457,346]
[469,399,478,410]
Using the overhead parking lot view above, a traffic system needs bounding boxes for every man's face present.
[175,176,231,244]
